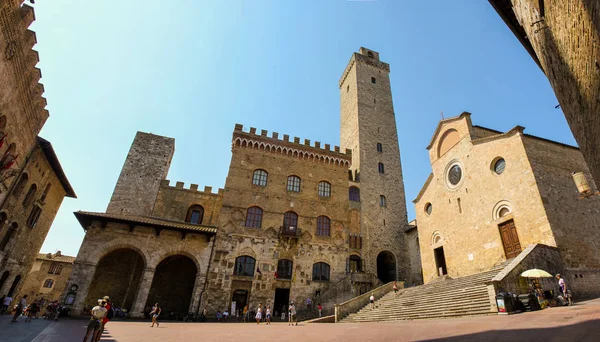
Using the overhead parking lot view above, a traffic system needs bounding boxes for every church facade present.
[414,113,600,298]
[65,48,417,318]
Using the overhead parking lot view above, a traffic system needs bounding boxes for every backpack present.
[106,307,114,319]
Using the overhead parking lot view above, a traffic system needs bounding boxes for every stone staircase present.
[341,262,510,322]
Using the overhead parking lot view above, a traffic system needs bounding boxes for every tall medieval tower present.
[339,48,409,282]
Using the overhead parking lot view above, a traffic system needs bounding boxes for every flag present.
[274,271,279,279]
[257,267,262,276]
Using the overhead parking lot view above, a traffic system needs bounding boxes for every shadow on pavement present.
[419,319,600,342]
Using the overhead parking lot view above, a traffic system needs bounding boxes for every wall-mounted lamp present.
[572,171,599,199]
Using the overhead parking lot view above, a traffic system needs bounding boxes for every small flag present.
[257,267,262,276]
[274,271,279,279]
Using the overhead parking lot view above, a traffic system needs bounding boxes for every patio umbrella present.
[520,269,553,278]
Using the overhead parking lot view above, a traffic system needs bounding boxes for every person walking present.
[369,293,375,310]
[289,302,297,326]
[1,295,12,315]
[281,304,286,321]
[150,303,161,327]
[242,304,248,322]
[265,306,271,325]
[317,303,322,318]
[305,297,312,312]
[556,274,573,306]
[393,281,399,297]
[255,303,262,324]
[11,295,27,322]
[82,299,107,342]
[94,296,112,342]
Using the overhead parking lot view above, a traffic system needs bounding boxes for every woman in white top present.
[255,303,262,324]
[370,294,375,310]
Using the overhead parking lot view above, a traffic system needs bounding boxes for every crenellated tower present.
[339,48,409,283]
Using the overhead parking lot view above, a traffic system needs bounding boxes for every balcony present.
[280,225,301,238]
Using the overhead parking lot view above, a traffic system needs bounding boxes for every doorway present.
[434,247,448,276]
[231,289,248,317]
[273,288,290,319]
[376,251,397,283]
[498,219,522,259]
[7,274,21,297]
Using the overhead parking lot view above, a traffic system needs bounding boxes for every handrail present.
[334,281,403,322]
[318,273,352,301]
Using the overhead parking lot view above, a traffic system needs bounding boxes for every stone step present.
[345,308,493,322]
[349,296,491,317]
[368,294,491,313]
[376,286,489,306]
[348,302,493,318]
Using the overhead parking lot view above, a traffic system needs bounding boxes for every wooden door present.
[498,219,522,259]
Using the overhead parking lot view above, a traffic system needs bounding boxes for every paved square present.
[3,299,597,342]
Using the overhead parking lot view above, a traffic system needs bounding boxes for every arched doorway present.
[146,255,197,318]
[376,251,397,283]
[85,249,145,311]
[7,274,21,296]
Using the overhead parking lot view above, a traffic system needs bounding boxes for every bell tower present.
[339,48,409,282]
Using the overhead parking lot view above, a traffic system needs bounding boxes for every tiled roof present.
[37,137,76,198]
[37,253,76,263]
[74,211,218,234]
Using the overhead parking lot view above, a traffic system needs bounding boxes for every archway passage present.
[376,251,397,283]
[85,249,145,311]
[146,255,197,318]
[7,274,21,297]
[0,271,9,293]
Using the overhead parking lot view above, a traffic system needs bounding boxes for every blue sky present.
[33,1,572,256]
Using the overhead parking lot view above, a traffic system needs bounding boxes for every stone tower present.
[106,131,175,216]
[339,47,409,282]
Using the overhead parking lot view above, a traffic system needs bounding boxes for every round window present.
[425,203,432,216]
[498,207,510,217]
[448,164,462,186]
[493,158,506,174]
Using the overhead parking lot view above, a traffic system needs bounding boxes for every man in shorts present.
[94,296,112,342]
[289,302,297,326]
[83,299,107,342]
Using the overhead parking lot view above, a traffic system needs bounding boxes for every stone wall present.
[405,224,423,286]
[106,132,175,216]
[497,0,600,214]
[152,180,223,226]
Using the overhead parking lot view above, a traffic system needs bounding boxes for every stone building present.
[19,251,75,303]
[413,112,600,298]
[65,48,415,318]
[0,1,76,301]
[0,137,76,297]
[489,0,600,205]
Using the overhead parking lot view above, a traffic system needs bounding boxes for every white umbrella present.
[520,269,553,278]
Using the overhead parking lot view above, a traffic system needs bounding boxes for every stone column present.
[69,261,98,315]
[188,273,206,314]
[129,268,155,318]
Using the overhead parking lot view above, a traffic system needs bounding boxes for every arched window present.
[376,143,383,152]
[22,184,37,207]
[0,223,17,251]
[318,181,331,197]
[185,205,204,224]
[27,206,42,228]
[13,173,28,197]
[43,279,54,288]
[378,163,385,174]
[234,256,256,277]
[316,216,330,236]
[40,184,52,203]
[277,259,293,280]
[252,169,268,186]
[287,175,301,192]
[312,262,330,281]
[283,211,298,229]
[245,207,263,228]
[380,195,387,207]
[349,187,360,202]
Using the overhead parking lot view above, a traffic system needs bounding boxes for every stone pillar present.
[129,268,155,318]
[68,261,98,315]
[188,273,206,314]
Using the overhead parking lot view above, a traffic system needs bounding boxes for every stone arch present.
[236,246,258,259]
[0,270,9,293]
[437,129,460,158]
[492,200,513,221]
[148,248,202,271]
[146,254,198,317]
[85,248,145,310]
[234,138,241,147]
[431,231,443,246]
[87,241,150,267]
[241,140,247,148]
[376,251,397,283]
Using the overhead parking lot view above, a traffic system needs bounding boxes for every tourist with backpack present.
[95,296,113,342]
